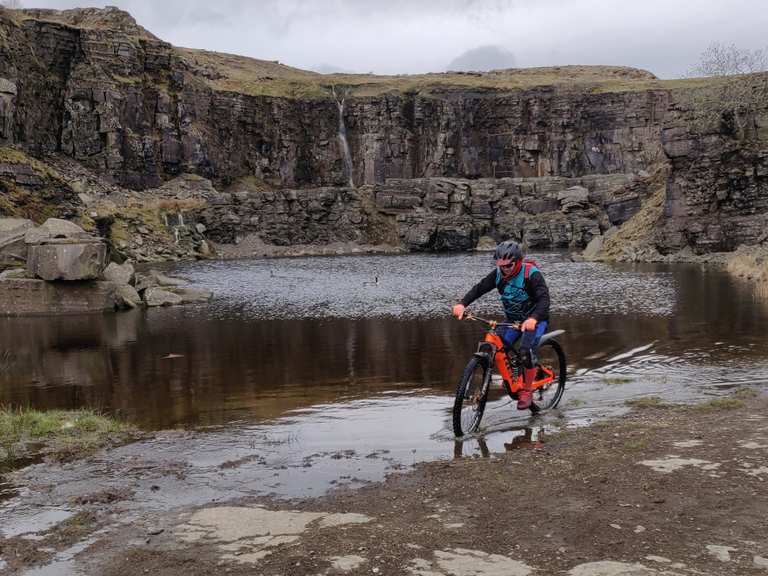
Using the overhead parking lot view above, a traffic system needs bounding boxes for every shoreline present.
[2,391,767,574]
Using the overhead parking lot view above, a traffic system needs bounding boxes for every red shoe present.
[517,389,533,410]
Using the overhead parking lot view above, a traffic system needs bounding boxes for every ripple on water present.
[168,253,676,320]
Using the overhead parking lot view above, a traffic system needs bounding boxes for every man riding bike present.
[452,240,550,410]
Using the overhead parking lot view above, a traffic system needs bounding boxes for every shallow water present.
[2,252,768,512]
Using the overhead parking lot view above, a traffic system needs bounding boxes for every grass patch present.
[0,407,137,466]
[692,397,746,412]
[733,387,759,399]
[623,436,650,451]
[625,396,671,409]
[726,248,768,282]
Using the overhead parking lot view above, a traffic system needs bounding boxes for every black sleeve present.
[460,270,497,307]
[526,271,550,321]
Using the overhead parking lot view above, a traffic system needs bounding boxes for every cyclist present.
[451,240,550,410]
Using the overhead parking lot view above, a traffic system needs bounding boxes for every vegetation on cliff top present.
[178,47,666,98]
[4,6,765,100]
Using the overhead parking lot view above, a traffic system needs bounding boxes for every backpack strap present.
[523,260,538,281]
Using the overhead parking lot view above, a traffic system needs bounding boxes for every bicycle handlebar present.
[463,312,520,330]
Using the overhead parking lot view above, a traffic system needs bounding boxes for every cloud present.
[20,0,768,79]
[447,45,516,72]
[309,63,358,74]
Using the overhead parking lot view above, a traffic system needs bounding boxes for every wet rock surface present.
[4,395,765,575]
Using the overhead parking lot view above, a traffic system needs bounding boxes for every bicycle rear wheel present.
[531,340,566,412]
[452,355,491,437]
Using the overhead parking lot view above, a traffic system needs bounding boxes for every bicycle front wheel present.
[452,355,491,437]
[531,340,566,412]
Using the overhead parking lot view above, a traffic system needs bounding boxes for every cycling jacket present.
[460,261,550,322]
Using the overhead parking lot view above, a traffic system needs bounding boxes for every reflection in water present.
[2,253,768,433]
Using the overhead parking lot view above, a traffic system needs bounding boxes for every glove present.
[521,317,538,332]
[452,304,466,320]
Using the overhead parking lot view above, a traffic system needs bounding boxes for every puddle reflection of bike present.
[452,313,567,437]
[452,427,546,458]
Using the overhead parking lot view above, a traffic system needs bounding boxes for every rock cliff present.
[0,6,766,259]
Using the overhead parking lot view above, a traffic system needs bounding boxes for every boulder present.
[115,284,142,309]
[150,270,187,287]
[475,235,497,251]
[24,218,90,245]
[168,287,213,304]
[0,278,118,316]
[581,234,604,261]
[557,186,590,213]
[0,218,35,266]
[133,272,155,293]
[103,261,135,285]
[26,240,107,281]
[144,287,183,306]
[0,268,28,280]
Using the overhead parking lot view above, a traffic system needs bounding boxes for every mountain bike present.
[452,313,567,437]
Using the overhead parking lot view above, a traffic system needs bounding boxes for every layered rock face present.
[1,7,766,258]
[0,9,665,192]
[199,173,653,254]
[659,79,768,253]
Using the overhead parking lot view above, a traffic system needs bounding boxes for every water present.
[334,88,355,188]
[1,252,768,509]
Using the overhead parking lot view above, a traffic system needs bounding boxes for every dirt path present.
[3,395,768,575]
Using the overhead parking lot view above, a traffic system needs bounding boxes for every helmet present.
[493,240,523,262]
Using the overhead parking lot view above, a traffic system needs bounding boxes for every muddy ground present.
[3,395,768,575]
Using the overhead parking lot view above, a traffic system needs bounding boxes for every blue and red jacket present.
[460,261,550,323]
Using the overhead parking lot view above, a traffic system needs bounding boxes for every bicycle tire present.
[531,339,567,412]
[452,354,491,437]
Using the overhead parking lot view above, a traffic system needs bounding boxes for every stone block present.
[103,261,135,285]
[26,240,107,281]
[0,279,118,316]
[168,287,212,304]
[144,286,183,306]
[115,284,142,308]
[24,218,90,245]
[0,218,34,266]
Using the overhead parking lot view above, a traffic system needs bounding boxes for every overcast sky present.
[20,0,768,78]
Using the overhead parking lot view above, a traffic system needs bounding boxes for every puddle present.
[20,534,99,576]
[0,507,73,538]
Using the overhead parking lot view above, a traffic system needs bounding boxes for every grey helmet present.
[493,240,524,262]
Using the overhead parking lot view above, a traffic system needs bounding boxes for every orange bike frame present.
[484,329,555,394]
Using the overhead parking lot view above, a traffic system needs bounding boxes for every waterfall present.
[333,86,355,188]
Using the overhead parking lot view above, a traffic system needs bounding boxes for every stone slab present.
[26,241,107,281]
[0,279,118,316]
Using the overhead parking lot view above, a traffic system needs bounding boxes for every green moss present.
[0,407,136,465]
[0,180,59,222]
[623,437,650,451]
[692,397,746,411]
[625,396,671,409]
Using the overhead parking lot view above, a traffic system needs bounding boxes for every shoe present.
[517,389,532,410]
